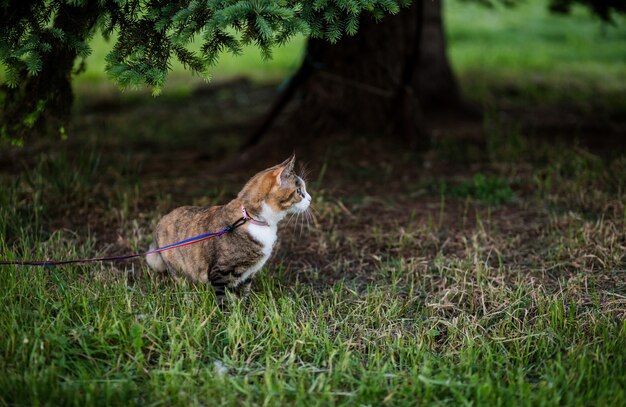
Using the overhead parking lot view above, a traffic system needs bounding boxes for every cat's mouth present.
[292,195,311,213]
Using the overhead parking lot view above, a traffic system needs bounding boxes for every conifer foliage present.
[1,0,409,143]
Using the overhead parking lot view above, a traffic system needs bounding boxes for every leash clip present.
[227,216,247,232]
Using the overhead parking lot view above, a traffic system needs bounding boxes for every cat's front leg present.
[212,286,242,311]
[211,280,227,297]
[209,272,237,306]
[235,279,252,299]
[210,280,229,307]
[211,280,251,309]
[209,265,234,305]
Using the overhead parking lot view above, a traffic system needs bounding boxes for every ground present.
[1,1,625,405]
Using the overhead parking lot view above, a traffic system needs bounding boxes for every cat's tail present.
[146,242,167,272]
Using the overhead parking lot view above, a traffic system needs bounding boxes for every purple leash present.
[0,207,261,267]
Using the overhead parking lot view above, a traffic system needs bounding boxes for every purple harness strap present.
[241,206,270,227]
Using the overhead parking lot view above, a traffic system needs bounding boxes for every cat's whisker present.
[312,208,320,221]
[291,213,298,227]
[291,211,298,229]
[298,211,304,238]
[298,162,312,181]
[308,204,320,217]
[305,209,312,231]
[286,212,297,227]
[306,206,320,227]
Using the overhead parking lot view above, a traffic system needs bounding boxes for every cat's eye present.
[297,187,302,196]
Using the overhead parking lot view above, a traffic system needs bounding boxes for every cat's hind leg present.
[146,242,167,272]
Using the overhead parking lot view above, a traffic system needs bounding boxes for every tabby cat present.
[146,156,311,299]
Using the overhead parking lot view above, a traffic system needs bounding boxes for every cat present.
[146,155,311,300]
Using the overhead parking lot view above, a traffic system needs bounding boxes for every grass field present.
[445,0,626,110]
[1,128,624,405]
[1,0,626,406]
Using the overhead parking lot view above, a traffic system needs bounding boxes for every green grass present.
[439,174,515,205]
[445,0,626,110]
[1,129,625,406]
[1,261,624,405]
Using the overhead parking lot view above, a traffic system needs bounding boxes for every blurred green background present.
[70,0,625,109]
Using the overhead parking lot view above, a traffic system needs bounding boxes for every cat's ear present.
[273,154,295,185]
[279,154,295,172]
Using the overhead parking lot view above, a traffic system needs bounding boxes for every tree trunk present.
[249,0,459,151]
[1,3,99,143]
[417,0,459,106]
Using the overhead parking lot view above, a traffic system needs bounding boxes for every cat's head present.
[238,155,311,223]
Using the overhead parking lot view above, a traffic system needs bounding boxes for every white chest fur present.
[235,222,277,285]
